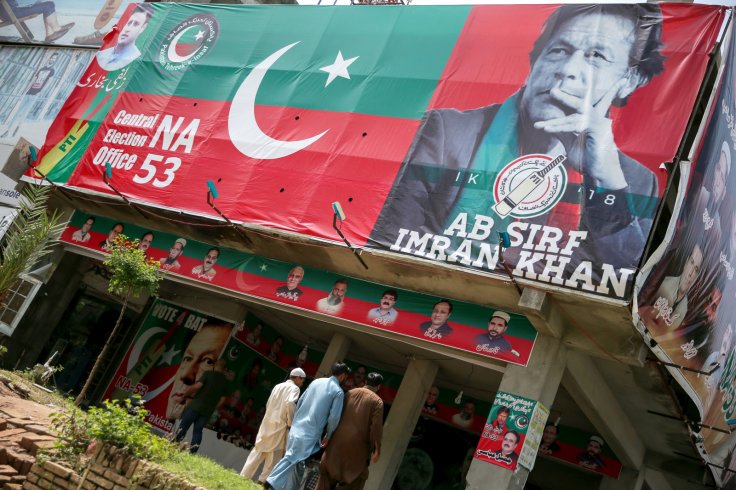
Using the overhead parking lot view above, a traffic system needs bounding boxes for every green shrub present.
[49,397,177,465]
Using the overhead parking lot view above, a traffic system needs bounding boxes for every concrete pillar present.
[315,332,351,378]
[364,358,438,490]
[600,468,644,490]
[466,335,567,490]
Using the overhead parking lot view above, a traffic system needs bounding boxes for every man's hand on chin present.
[533,82,629,190]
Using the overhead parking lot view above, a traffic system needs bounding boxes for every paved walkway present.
[0,378,58,490]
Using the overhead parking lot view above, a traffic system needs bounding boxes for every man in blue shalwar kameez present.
[265,362,350,490]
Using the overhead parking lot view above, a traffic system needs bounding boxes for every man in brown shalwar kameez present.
[316,372,385,489]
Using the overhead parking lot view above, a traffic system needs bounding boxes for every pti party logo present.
[157,14,219,73]
[492,154,568,219]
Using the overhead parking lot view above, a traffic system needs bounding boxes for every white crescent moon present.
[228,42,328,160]
[126,327,166,373]
[167,26,201,63]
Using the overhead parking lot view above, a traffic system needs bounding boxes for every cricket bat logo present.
[492,154,567,218]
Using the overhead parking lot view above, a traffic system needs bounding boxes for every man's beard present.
[327,294,342,306]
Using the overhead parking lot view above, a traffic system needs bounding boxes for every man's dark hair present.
[529,4,665,105]
[497,406,511,416]
[132,3,154,21]
[331,361,351,376]
[382,289,398,301]
[434,299,453,314]
[545,423,559,435]
[112,222,124,231]
[141,231,154,239]
[366,372,383,387]
[85,216,95,223]
[334,278,349,287]
[207,247,220,258]
[506,430,520,444]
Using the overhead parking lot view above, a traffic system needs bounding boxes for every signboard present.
[30,3,724,300]
[474,392,547,472]
[63,212,538,365]
[0,0,138,47]
[635,25,736,486]
[0,205,17,240]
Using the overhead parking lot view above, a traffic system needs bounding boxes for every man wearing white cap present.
[240,368,306,484]
[161,237,187,272]
[474,311,513,355]
[577,435,606,470]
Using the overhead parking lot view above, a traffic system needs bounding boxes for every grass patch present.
[158,452,261,490]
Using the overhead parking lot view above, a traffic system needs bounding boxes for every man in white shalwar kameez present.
[265,362,350,490]
[240,368,306,483]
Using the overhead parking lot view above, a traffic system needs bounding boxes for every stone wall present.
[22,445,205,490]
[0,414,55,489]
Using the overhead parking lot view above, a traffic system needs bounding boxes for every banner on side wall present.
[29,3,724,300]
[0,0,139,47]
[102,298,239,434]
[634,22,736,486]
[62,212,538,365]
[537,423,622,478]
[0,46,93,205]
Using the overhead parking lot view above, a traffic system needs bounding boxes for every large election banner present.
[634,23,736,486]
[0,0,138,47]
[62,213,538,365]
[30,4,723,300]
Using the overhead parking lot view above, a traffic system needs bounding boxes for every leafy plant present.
[49,402,91,466]
[49,397,177,466]
[75,235,162,404]
[0,184,64,305]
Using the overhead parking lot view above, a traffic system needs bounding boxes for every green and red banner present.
[32,3,724,300]
[475,392,547,472]
[63,212,538,365]
[102,298,239,433]
[635,23,736,487]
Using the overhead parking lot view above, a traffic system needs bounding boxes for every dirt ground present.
[0,386,57,425]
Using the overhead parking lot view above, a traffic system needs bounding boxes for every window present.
[0,275,41,336]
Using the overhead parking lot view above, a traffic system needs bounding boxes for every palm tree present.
[0,184,64,306]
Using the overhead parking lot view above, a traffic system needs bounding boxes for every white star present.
[260,264,268,272]
[195,30,205,41]
[319,51,359,88]
[159,346,180,366]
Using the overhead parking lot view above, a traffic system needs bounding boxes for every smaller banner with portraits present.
[62,212,538,366]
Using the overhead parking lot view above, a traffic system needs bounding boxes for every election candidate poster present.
[0,0,138,47]
[30,4,723,301]
[102,298,239,434]
[475,392,546,473]
[63,212,538,366]
[635,21,736,487]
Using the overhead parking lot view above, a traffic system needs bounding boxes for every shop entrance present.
[37,288,136,395]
